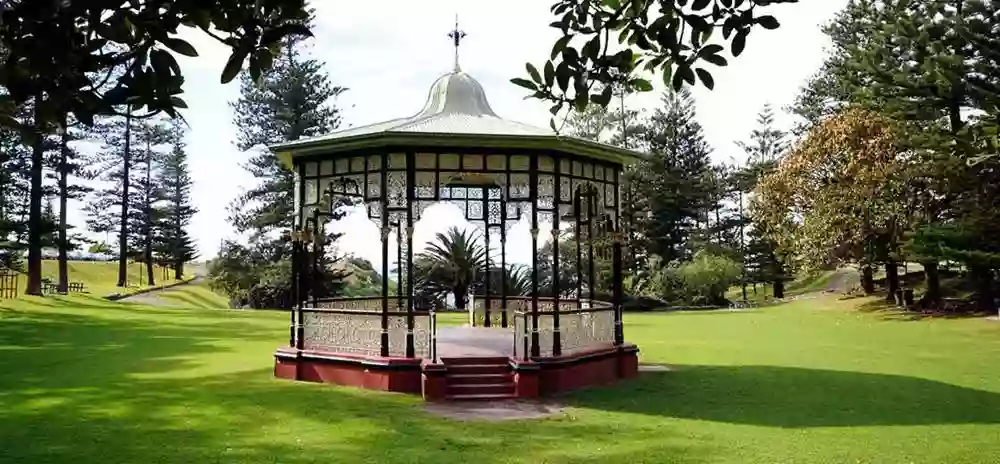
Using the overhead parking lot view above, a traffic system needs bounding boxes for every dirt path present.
[120,276,203,307]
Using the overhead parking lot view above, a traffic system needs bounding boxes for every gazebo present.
[271,35,640,400]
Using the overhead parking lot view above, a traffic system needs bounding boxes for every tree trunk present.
[971,266,997,315]
[773,279,785,299]
[26,98,45,296]
[922,261,942,308]
[117,111,132,288]
[861,265,875,294]
[57,115,69,294]
[885,261,899,303]
[144,140,154,287]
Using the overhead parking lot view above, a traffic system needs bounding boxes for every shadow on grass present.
[570,365,1000,428]
[0,299,711,464]
[856,299,992,322]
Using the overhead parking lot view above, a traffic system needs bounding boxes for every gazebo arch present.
[271,55,641,400]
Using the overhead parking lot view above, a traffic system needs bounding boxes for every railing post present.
[430,310,438,363]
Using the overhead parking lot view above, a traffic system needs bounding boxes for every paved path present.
[119,276,203,307]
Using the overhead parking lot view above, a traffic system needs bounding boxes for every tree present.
[735,104,788,297]
[217,12,349,305]
[633,89,714,266]
[0,1,315,295]
[154,119,198,280]
[49,116,93,292]
[414,227,486,311]
[790,0,1000,311]
[754,108,907,295]
[516,0,800,117]
[130,117,173,286]
[228,14,346,236]
[85,111,140,287]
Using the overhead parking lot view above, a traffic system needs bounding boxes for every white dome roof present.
[415,71,499,118]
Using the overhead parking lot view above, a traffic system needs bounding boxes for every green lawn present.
[2,293,999,463]
[9,260,191,298]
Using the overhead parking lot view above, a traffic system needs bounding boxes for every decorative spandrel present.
[367,174,381,199]
[388,172,406,207]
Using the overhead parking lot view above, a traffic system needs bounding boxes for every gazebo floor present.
[437,326,514,358]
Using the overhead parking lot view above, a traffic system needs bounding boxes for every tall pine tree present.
[217,13,350,307]
[633,90,714,266]
[154,119,198,280]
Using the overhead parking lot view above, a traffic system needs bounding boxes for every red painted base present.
[273,343,640,400]
[274,348,422,394]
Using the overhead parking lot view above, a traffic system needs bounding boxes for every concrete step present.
[440,356,510,366]
[448,382,515,397]
[445,364,510,376]
[446,373,512,385]
[446,393,519,401]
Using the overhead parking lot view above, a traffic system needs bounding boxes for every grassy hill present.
[7,260,192,298]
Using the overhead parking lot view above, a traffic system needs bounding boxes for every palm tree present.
[415,227,486,311]
[488,264,532,297]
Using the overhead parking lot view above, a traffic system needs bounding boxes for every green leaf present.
[526,63,542,84]
[510,78,538,91]
[692,0,712,10]
[163,38,198,57]
[551,34,574,60]
[662,64,674,88]
[550,103,562,116]
[550,117,559,133]
[732,31,747,57]
[170,96,189,109]
[695,68,714,90]
[544,61,555,88]
[556,62,572,92]
[629,78,654,92]
[151,49,180,77]
[702,53,728,66]
[592,85,614,106]
[221,46,250,84]
[757,16,780,30]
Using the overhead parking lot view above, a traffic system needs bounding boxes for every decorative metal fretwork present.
[301,311,382,357]
[558,308,615,354]
[388,314,431,358]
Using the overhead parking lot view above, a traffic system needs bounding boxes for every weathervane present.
[447,15,466,72]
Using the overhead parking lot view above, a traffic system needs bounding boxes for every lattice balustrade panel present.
[536,314,555,358]
[301,311,382,357]
[387,315,431,358]
[559,309,615,354]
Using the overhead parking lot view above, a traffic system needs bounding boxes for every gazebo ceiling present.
[270,69,644,168]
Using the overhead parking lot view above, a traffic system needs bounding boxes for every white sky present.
[66,0,847,267]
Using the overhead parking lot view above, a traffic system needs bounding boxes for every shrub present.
[675,251,743,306]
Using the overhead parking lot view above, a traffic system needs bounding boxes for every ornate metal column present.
[552,157,562,357]
[482,187,491,327]
[294,164,307,351]
[613,168,624,346]
[405,151,416,358]
[500,192,508,328]
[529,155,540,358]
[379,152,390,357]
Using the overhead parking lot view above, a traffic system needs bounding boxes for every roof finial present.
[447,14,466,72]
